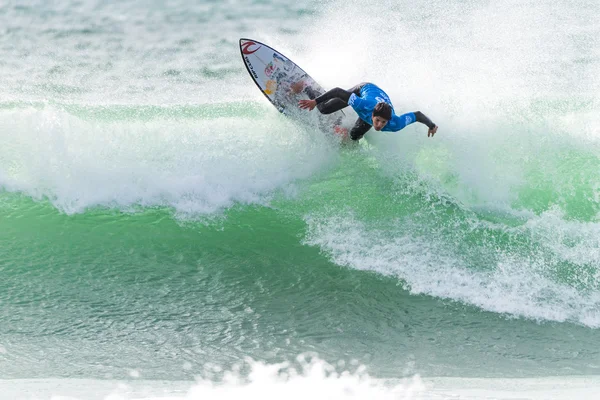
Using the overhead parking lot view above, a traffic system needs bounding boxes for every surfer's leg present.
[315,87,352,103]
[349,118,372,141]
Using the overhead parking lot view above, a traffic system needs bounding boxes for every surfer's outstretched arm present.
[315,87,353,104]
[299,83,366,113]
[299,87,351,112]
[413,111,435,129]
[298,98,318,111]
[388,111,438,137]
[414,111,438,137]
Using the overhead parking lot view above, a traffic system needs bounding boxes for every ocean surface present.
[1,0,599,398]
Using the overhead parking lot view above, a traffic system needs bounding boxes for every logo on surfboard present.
[241,41,261,55]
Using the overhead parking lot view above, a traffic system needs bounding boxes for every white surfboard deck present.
[239,38,349,136]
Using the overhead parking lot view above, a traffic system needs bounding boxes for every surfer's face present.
[372,115,388,131]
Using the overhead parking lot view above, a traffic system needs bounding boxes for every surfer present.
[298,82,438,141]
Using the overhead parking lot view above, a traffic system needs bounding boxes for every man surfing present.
[298,82,438,141]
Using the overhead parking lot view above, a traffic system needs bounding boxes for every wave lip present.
[0,104,336,216]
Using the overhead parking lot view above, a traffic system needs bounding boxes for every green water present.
[0,0,599,389]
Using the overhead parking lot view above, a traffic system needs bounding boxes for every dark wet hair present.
[373,102,392,120]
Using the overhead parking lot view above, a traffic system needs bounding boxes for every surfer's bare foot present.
[298,99,316,111]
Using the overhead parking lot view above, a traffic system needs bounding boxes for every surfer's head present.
[372,102,391,131]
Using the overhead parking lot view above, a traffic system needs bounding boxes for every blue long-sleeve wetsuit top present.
[347,83,416,132]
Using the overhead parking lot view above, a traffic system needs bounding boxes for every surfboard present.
[239,38,348,137]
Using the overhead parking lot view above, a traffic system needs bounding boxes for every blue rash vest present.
[347,83,416,132]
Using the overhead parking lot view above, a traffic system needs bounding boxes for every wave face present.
[0,0,599,388]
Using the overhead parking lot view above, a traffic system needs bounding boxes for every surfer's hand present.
[290,81,305,94]
[298,99,317,111]
[428,125,438,137]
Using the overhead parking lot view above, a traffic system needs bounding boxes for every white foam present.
[524,207,600,267]
[0,356,424,400]
[422,376,600,400]
[301,0,600,211]
[304,214,600,328]
[0,105,337,216]
[1,356,600,400]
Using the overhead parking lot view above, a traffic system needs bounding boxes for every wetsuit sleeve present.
[388,112,417,132]
[388,111,437,132]
[414,111,436,129]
